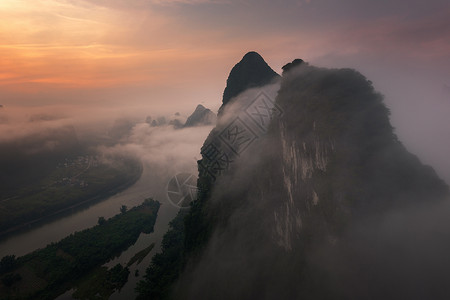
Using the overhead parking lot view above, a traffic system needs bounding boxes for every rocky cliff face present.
[138,53,450,300]
[260,63,449,249]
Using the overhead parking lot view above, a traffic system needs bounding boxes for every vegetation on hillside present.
[136,58,449,299]
[0,155,142,235]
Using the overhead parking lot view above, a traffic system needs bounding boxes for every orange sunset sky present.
[1,0,449,109]
[0,0,450,182]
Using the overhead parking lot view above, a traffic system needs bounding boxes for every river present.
[0,164,184,299]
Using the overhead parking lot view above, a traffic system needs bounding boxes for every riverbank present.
[0,161,182,299]
[0,159,143,240]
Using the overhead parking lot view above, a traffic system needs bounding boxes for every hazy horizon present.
[2,1,449,185]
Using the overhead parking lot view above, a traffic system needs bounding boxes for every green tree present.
[0,255,17,274]
[98,216,106,225]
[1,273,21,287]
[107,264,129,291]
[120,205,128,214]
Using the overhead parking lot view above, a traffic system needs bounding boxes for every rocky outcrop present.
[220,51,280,114]
[138,54,450,300]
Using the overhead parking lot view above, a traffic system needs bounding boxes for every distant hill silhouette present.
[184,104,216,127]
